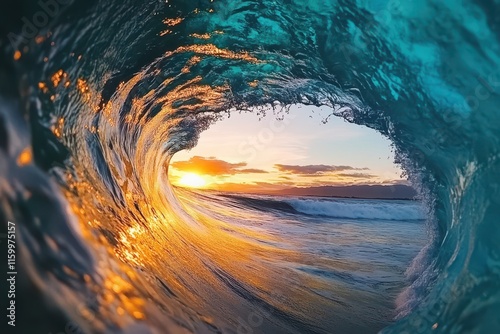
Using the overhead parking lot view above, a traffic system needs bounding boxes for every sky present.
[169,104,406,192]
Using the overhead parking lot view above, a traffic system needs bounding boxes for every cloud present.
[274,164,368,175]
[171,156,267,176]
[239,168,269,174]
[209,182,288,193]
[277,181,296,186]
[336,173,377,179]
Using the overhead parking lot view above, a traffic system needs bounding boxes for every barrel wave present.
[1,0,499,333]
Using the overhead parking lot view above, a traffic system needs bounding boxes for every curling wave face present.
[1,0,500,333]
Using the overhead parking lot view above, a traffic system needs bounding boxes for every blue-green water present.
[1,0,499,333]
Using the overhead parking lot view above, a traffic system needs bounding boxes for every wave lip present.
[285,198,426,221]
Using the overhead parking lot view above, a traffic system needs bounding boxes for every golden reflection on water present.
[51,69,69,88]
[13,50,22,60]
[173,44,259,63]
[51,117,65,138]
[76,78,92,102]
[190,33,211,40]
[64,163,309,330]
[65,186,151,328]
[16,147,32,166]
[163,17,184,27]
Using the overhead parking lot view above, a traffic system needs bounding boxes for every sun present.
[177,173,207,188]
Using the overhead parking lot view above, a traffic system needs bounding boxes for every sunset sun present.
[178,173,207,188]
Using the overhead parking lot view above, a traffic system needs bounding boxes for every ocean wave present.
[285,198,426,221]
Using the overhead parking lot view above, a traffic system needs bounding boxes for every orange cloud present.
[171,156,268,176]
[209,182,288,193]
[239,168,269,174]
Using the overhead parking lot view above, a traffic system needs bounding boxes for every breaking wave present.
[285,198,426,221]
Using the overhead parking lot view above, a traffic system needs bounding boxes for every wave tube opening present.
[166,105,435,331]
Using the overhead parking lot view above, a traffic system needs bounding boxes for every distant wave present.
[285,198,426,221]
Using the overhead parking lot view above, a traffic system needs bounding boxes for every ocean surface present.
[1,0,500,333]
[173,190,428,333]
